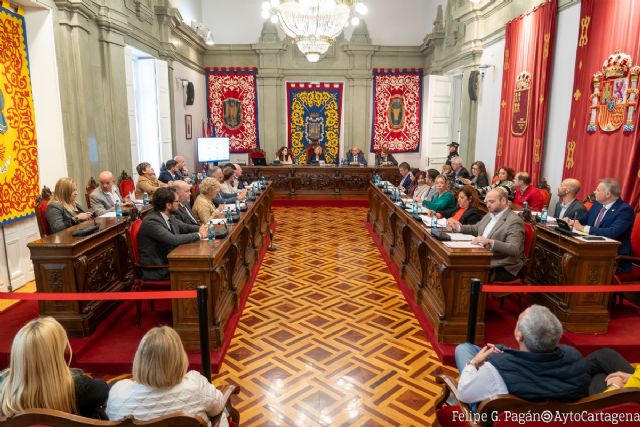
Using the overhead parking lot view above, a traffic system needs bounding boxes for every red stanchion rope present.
[0,290,198,301]
[482,284,640,294]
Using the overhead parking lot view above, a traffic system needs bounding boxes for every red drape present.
[494,0,557,184]
[563,0,640,207]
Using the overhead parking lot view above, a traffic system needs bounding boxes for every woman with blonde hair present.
[45,177,94,233]
[0,317,108,418]
[192,178,224,224]
[106,326,228,426]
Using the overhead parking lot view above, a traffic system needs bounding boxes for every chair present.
[612,209,640,304]
[491,221,536,309]
[536,178,551,208]
[583,192,595,212]
[118,170,135,200]
[35,186,52,237]
[491,174,500,185]
[434,374,640,427]
[0,385,240,427]
[129,218,171,327]
[248,148,266,166]
[85,177,98,208]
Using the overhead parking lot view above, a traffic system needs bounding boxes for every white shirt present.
[584,200,616,234]
[160,211,172,231]
[458,362,509,404]
[103,188,121,205]
[557,198,575,219]
[106,370,228,427]
[482,209,507,238]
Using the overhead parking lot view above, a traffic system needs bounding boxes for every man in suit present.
[398,162,412,191]
[513,172,545,211]
[174,155,192,183]
[450,156,471,182]
[447,188,525,281]
[568,178,635,272]
[233,164,246,190]
[307,145,326,164]
[89,171,132,216]
[172,180,199,226]
[138,187,207,280]
[554,178,586,220]
[208,166,243,205]
[158,159,179,184]
[346,147,367,165]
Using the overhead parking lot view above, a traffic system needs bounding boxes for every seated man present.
[346,147,367,165]
[447,188,524,281]
[173,155,191,183]
[398,162,412,191]
[137,187,207,280]
[455,305,589,405]
[158,159,179,184]
[233,163,246,190]
[450,156,471,182]
[90,170,132,216]
[172,180,199,226]
[512,172,545,211]
[567,178,634,271]
[208,166,244,205]
[554,178,586,220]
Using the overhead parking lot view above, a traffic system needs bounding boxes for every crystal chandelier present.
[262,0,368,63]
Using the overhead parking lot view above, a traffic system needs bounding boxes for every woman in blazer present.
[192,178,224,224]
[422,175,456,214]
[375,147,398,166]
[135,162,167,200]
[460,161,490,188]
[45,177,94,233]
[441,185,483,225]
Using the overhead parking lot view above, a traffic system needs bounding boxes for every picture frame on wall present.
[185,114,192,140]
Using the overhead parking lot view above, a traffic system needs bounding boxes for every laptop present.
[252,157,267,166]
[556,218,578,237]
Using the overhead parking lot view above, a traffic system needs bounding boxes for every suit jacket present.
[307,153,326,164]
[346,152,367,165]
[472,175,490,188]
[213,190,237,207]
[192,195,219,225]
[89,187,122,216]
[441,206,483,225]
[138,210,200,280]
[553,198,586,220]
[45,202,87,234]
[158,170,178,184]
[399,174,412,190]
[173,203,199,226]
[578,199,634,270]
[135,176,167,200]
[460,209,525,276]
[453,167,471,181]
[376,154,398,166]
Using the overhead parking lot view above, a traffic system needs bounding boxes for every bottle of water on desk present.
[115,200,122,218]
[431,211,437,229]
[226,208,233,223]
[142,192,149,206]
[235,200,241,212]
[208,222,216,241]
[540,207,548,224]
[412,201,418,217]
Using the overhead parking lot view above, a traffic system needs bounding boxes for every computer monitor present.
[197,137,230,163]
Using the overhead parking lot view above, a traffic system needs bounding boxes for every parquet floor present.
[214,207,456,427]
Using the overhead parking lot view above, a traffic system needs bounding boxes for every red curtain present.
[494,0,557,184]
[563,0,640,207]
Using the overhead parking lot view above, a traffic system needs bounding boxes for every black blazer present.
[473,175,490,188]
[138,210,200,280]
[553,198,586,220]
[173,203,199,226]
[441,206,483,225]
[158,170,177,184]
[45,202,87,234]
[213,191,237,207]
[308,153,326,164]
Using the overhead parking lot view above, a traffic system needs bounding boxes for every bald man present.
[173,155,192,183]
[171,180,199,226]
[89,171,132,215]
[554,178,586,220]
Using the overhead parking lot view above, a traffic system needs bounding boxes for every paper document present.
[444,241,484,249]
[419,215,447,228]
[208,218,226,225]
[575,236,619,243]
[446,233,475,241]
[99,212,116,218]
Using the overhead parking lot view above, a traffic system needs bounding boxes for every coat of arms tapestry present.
[563,0,640,207]
[0,4,39,225]
[286,82,343,164]
[494,0,556,185]
[206,67,260,153]
[370,68,423,154]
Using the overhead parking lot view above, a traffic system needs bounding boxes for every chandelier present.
[262,0,368,63]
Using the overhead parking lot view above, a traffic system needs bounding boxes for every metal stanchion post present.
[466,278,482,344]
[197,285,211,381]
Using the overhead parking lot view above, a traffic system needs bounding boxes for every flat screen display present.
[197,137,230,163]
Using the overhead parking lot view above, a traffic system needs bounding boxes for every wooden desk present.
[243,166,400,198]
[527,225,619,333]
[168,184,273,350]
[28,218,133,337]
[368,183,493,343]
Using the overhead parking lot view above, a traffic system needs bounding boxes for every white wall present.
[170,0,203,24]
[173,61,206,172]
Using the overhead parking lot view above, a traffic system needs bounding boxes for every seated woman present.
[414,169,439,203]
[0,317,109,419]
[106,326,228,426]
[405,168,420,197]
[192,178,224,225]
[422,174,456,214]
[307,145,325,164]
[479,166,515,197]
[459,161,490,188]
[276,146,293,164]
[135,162,167,200]
[584,347,640,395]
[412,171,429,201]
[219,166,238,195]
[376,147,398,166]
[442,185,483,225]
[441,163,454,181]
[45,177,94,233]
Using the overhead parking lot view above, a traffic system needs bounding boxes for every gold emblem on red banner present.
[565,140,576,169]
[534,139,541,163]
[587,51,640,133]
[497,137,504,157]
[511,71,531,136]
[543,33,550,60]
[579,16,590,47]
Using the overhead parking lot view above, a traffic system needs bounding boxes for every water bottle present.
[431,211,437,229]
[540,207,548,224]
[235,200,241,212]
[261,176,266,187]
[522,201,529,213]
[142,192,149,206]
[208,222,216,241]
[115,200,122,218]
[384,181,388,192]
[412,201,418,216]
[226,208,233,223]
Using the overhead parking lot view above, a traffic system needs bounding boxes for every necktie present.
[167,218,174,233]
[593,207,607,228]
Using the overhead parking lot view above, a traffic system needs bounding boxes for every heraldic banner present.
[287,82,343,164]
[494,0,556,185]
[206,67,260,153]
[563,0,640,207]
[0,4,39,225]
[371,68,423,153]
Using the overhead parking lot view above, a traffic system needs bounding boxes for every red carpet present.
[364,221,640,365]
[273,198,368,208]
[0,233,271,374]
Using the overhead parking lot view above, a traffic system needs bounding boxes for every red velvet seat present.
[612,210,640,303]
[248,148,266,165]
[35,186,52,237]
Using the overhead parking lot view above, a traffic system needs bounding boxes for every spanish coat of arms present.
[587,51,640,133]
[511,71,531,136]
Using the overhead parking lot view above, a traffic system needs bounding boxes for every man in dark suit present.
[346,147,367,165]
[568,178,635,272]
[174,155,192,183]
[451,156,471,181]
[398,162,412,191]
[172,180,199,226]
[138,187,207,280]
[158,159,179,184]
[554,178,586,220]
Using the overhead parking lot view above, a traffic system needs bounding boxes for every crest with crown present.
[602,51,632,79]
[515,71,532,91]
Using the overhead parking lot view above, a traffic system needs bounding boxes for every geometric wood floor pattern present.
[214,207,456,426]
